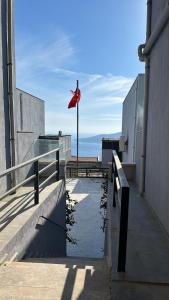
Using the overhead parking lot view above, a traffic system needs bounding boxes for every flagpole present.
[76,80,79,176]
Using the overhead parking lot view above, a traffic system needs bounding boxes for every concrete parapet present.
[0,180,66,261]
[122,163,136,181]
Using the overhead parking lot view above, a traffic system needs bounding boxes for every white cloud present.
[16,30,77,84]
[45,111,122,135]
[15,32,134,135]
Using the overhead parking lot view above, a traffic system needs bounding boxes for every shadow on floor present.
[66,178,105,194]
[55,259,110,300]
[0,190,35,231]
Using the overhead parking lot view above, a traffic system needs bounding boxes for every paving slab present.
[0,258,110,300]
[108,181,169,299]
[66,178,105,258]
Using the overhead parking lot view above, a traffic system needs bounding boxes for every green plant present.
[100,180,108,232]
[66,190,78,244]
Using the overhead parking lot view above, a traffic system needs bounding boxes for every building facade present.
[121,74,144,192]
[102,138,122,167]
[15,88,45,165]
[0,1,45,191]
[140,0,169,234]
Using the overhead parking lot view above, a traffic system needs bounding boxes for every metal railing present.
[112,150,130,272]
[66,167,109,178]
[0,148,60,205]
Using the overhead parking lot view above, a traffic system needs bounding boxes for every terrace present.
[0,147,169,299]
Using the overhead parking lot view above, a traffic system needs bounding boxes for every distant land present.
[79,132,121,143]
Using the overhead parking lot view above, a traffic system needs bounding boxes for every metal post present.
[56,151,60,181]
[113,172,116,208]
[112,158,116,208]
[77,80,79,177]
[117,186,129,272]
[111,155,114,182]
[34,160,39,205]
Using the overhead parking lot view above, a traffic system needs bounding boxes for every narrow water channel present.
[66,178,105,258]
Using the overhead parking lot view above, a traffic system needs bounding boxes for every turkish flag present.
[68,88,81,109]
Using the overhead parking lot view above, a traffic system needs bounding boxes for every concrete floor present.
[0,257,110,299]
[109,182,169,299]
[66,178,105,258]
[2,178,169,299]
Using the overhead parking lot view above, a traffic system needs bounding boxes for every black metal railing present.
[66,167,109,178]
[0,148,60,205]
[112,150,130,272]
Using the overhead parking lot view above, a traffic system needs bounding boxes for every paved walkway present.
[0,257,110,299]
[66,178,105,258]
[109,182,169,299]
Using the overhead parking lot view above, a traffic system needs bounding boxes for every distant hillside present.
[79,132,121,143]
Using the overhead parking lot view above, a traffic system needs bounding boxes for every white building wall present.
[102,149,113,167]
[145,1,169,234]
[122,78,137,163]
[122,74,144,190]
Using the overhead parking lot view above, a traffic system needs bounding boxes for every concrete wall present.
[102,149,112,167]
[122,74,144,190]
[0,1,12,193]
[102,139,121,167]
[0,2,45,190]
[15,88,45,164]
[22,180,66,259]
[0,180,66,261]
[15,89,45,182]
[135,75,144,191]
[145,2,169,233]
[122,78,137,163]
[0,3,45,192]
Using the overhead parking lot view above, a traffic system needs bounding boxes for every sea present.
[71,140,102,160]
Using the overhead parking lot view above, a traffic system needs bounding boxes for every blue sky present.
[15,0,146,136]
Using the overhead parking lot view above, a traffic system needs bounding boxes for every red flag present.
[68,88,81,109]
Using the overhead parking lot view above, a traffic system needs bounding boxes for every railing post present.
[56,150,60,181]
[112,160,117,208]
[111,155,114,182]
[113,172,116,208]
[34,160,39,205]
[117,186,129,272]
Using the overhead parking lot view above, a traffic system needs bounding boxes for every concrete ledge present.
[0,180,66,261]
[122,163,136,181]
[104,181,113,270]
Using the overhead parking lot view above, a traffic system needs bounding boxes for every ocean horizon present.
[71,140,102,160]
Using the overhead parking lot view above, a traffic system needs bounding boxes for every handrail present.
[0,147,60,205]
[0,148,59,178]
[112,150,130,272]
[66,167,109,170]
[39,161,57,175]
[0,174,36,201]
[40,216,66,232]
[67,166,109,178]
[40,216,76,244]
[113,150,129,188]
